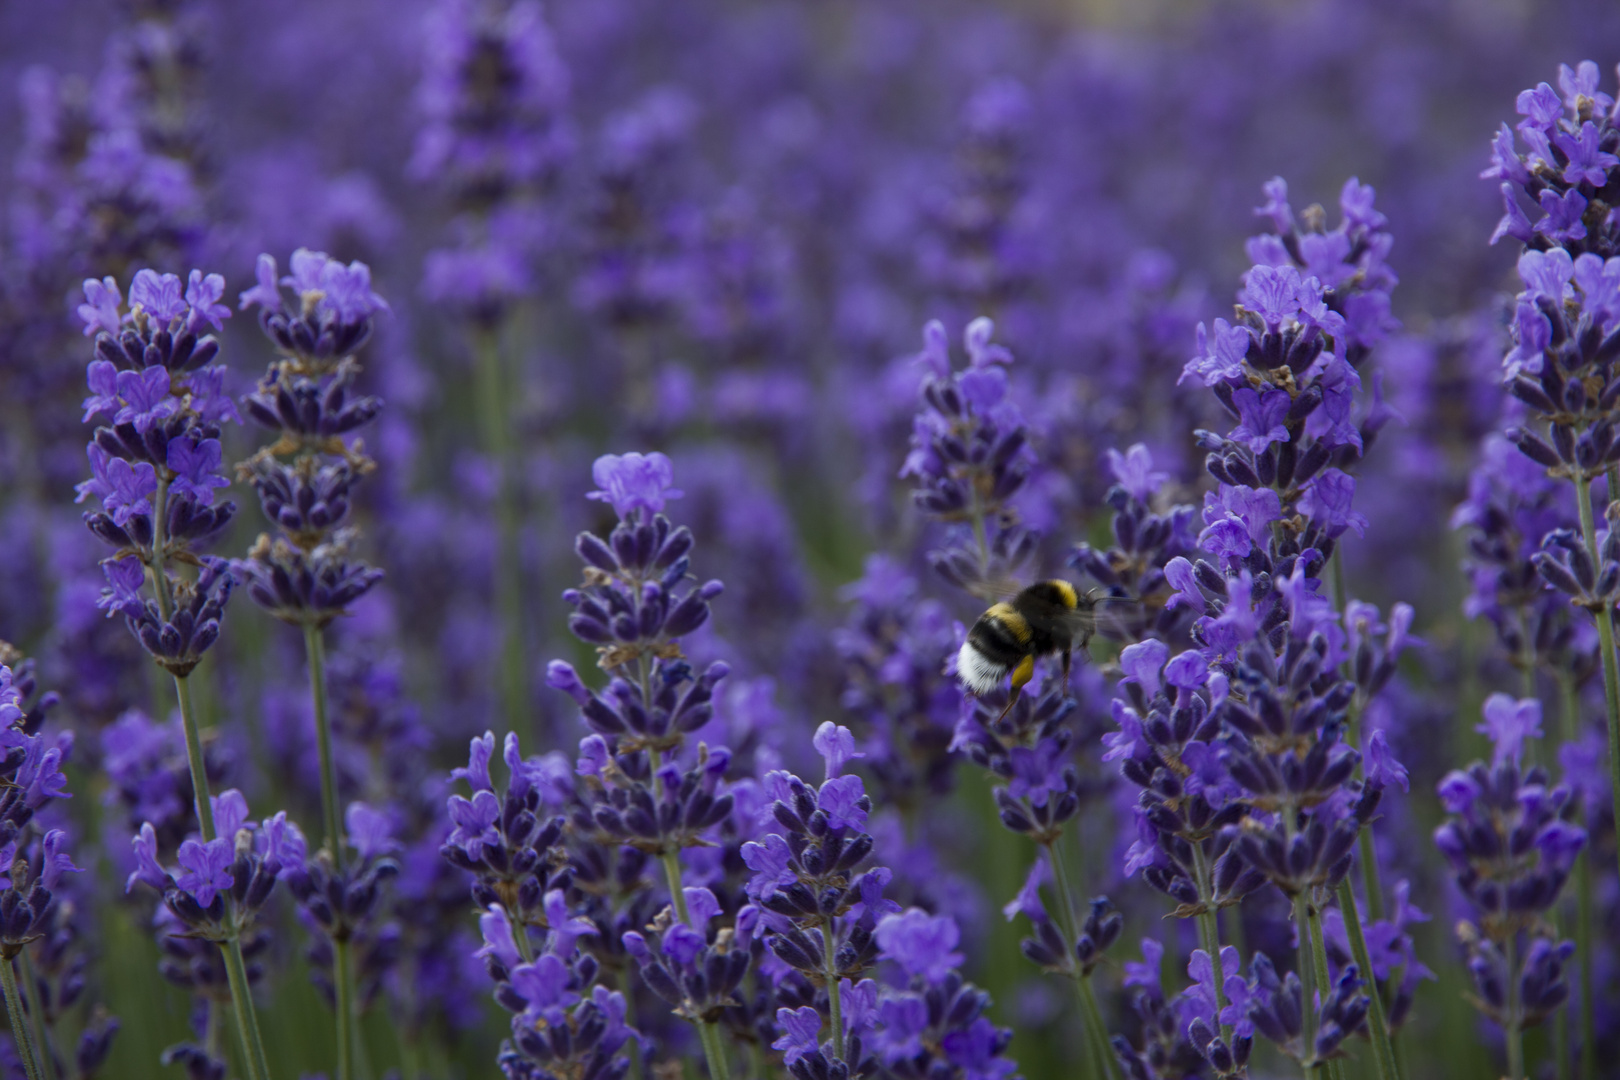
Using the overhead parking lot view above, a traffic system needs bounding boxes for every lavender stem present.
[175,676,271,1080]
[302,621,343,867]
[301,622,344,867]
[18,953,58,1080]
[822,919,844,1062]
[1571,470,1620,879]
[148,472,176,620]
[334,935,355,1080]
[1556,672,1597,1080]
[1043,838,1116,1080]
[658,849,730,1080]
[303,619,359,1080]
[174,674,217,840]
[1335,881,1401,1080]
[473,327,528,733]
[1505,933,1524,1080]
[1191,844,1231,1043]
[1305,900,1345,1080]
[0,957,44,1080]
[1294,891,1319,1079]
[621,978,646,1080]
[220,929,273,1080]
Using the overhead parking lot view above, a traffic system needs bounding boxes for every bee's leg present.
[995,655,1037,723]
[1061,647,1072,688]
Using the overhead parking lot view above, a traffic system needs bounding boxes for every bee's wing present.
[1077,591,1144,640]
[965,571,1026,604]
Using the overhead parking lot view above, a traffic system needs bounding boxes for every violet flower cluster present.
[1435,697,1585,1046]
[235,249,389,627]
[900,317,1038,596]
[75,268,239,675]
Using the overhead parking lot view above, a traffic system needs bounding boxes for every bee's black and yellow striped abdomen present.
[956,579,1096,697]
[969,602,1032,666]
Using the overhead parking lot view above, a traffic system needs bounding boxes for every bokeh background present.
[0,0,1617,1077]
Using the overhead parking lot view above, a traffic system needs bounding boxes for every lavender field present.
[0,0,1616,1078]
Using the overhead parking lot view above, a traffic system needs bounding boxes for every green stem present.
[1191,844,1232,1044]
[176,675,272,1080]
[696,1020,731,1080]
[302,622,345,867]
[659,851,729,1080]
[1331,549,1348,611]
[621,977,645,1080]
[510,908,535,964]
[174,675,217,839]
[1348,700,1386,926]
[0,958,43,1080]
[149,472,175,621]
[221,935,273,1080]
[1043,840,1118,1080]
[305,622,361,1080]
[1572,470,1620,881]
[823,923,845,1062]
[1556,673,1596,1080]
[1575,849,1596,1080]
[1076,976,1117,1080]
[1305,900,1344,1080]
[1295,892,1319,1079]
[17,954,55,1080]
[334,936,355,1080]
[1555,997,1571,1080]
[1335,881,1401,1080]
[1505,933,1524,1080]
[473,326,528,734]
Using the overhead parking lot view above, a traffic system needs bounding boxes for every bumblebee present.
[956,579,1100,718]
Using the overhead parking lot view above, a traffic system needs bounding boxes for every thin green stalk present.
[302,622,344,867]
[304,621,361,1080]
[1305,901,1345,1080]
[621,978,646,1080]
[1294,892,1320,1079]
[1191,845,1232,1044]
[1330,553,1387,931]
[473,326,528,734]
[334,936,355,1080]
[1557,673,1598,1080]
[659,851,729,1080]
[174,675,217,840]
[510,908,536,964]
[1575,851,1596,1080]
[149,473,175,619]
[822,921,844,1062]
[1335,881,1401,1080]
[17,954,56,1080]
[1505,934,1524,1080]
[221,934,272,1080]
[1076,976,1117,1080]
[1345,693,1385,924]
[1555,994,1571,1080]
[696,1020,731,1080]
[0,958,43,1080]
[1044,840,1119,1080]
[1571,470,1620,879]
[176,675,271,1080]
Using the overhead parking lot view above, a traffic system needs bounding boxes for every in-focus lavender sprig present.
[544,451,739,1079]
[235,247,390,1080]
[71,266,272,1080]
[75,269,240,678]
